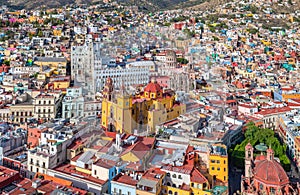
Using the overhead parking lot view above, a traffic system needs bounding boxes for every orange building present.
[27,126,47,148]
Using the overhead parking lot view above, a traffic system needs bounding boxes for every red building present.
[241,143,299,194]
[0,65,10,73]
[174,22,185,30]
[0,166,20,189]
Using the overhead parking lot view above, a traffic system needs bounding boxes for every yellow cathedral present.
[101,77,186,135]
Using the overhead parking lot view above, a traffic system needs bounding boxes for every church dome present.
[144,78,163,93]
[253,158,289,186]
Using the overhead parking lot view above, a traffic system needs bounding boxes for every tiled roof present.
[190,168,208,184]
[255,106,291,116]
[112,173,138,186]
[121,141,151,160]
[144,81,163,93]
[253,158,289,186]
[54,164,107,185]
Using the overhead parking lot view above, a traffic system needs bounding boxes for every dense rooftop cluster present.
[0,0,299,195]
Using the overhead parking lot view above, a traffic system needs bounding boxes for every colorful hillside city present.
[0,0,299,194]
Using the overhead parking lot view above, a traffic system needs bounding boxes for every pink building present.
[150,76,170,88]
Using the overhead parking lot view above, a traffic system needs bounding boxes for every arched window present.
[168,190,173,195]
[174,192,178,195]
[172,184,176,188]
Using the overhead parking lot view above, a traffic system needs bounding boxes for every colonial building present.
[62,87,84,118]
[208,144,228,183]
[62,86,101,118]
[241,143,300,195]
[101,77,186,134]
[33,93,61,121]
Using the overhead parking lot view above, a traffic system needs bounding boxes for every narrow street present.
[228,161,242,195]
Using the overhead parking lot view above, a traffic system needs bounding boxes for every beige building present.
[10,103,34,124]
[33,93,61,121]
[0,107,10,122]
[7,93,34,123]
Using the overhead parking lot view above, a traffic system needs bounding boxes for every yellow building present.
[53,29,62,36]
[237,69,255,79]
[101,77,186,134]
[282,93,300,101]
[34,57,67,71]
[208,144,228,183]
[29,16,38,22]
[162,185,190,195]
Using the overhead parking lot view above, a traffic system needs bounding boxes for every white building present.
[71,41,102,100]
[10,65,40,75]
[62,86,101,119]
[62,87,84,119]
[96,66,149,91]
[27,138,70,178]
[72,41,150,98]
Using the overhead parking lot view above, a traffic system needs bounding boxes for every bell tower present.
[101,77,114,132]
[103,77,113,101]
[245,143,253,178]
[267,147,274,161]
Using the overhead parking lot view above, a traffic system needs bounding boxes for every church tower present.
[101,77,114,132]
[103,77,113,101]
[116,85,133,134]
[245,143,253,178]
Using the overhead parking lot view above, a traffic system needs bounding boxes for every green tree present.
[231,122,291,171]
[37,30,43,37]
[3,60,10,66]
[177,58,189,64]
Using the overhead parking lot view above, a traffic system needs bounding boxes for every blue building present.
[111,173,138,195]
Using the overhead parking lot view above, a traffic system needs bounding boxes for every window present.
[211,160,215,163]
[168,190,173,195]
[224,160,226,164]
[172,174,176,178]
[211,167,215,170]
[217,160,220,164]
[94,170,97,175]
[178,175,182,179]
[191,183,194,187]
[217,167,220,171]
[224,176,226,181]
[224,168,226,172]
[119,189,121,195]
